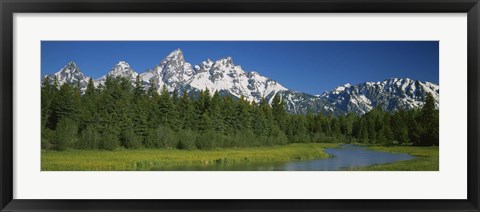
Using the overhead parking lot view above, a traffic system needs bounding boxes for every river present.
[152,144,415,171]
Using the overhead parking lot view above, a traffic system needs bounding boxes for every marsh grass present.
[41,143,338,171]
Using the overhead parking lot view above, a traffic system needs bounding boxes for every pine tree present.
[420,93,439,146]
[131,93,148,138]
[237,96,253,132]
[85,78,96,96]
[407,110,422,145]
[359,119,369,143]
[252,103,268,137]
[179,92,196,130]
[41,76,55,129]
[378,113,394,145]
[392,110,410,145]
[145,79,160,129]
[208,91,225,133]
[53,75,59,89]
[197,88,211,114]
[133,75,145,97]
[158,85,177,129]
[197,112,213,133]
[221,95,236,135]
[272,94,287,130]
[50,83,78,128]
[146,78,158,98]
[260,97,275,136]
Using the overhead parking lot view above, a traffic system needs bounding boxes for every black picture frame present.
[1,0,479,211]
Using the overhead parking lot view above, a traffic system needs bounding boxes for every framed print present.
[1,0,479,211]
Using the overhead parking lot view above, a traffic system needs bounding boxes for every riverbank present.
[41,143,338,171]
[344,145,439,171]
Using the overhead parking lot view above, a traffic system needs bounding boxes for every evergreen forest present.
[41,75,439,151]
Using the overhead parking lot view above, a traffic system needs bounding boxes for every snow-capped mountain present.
[273,91,340,115]
[45,61,91,92]
[321,78,439,114]
[137,49,288,104]
[44,49,439,115]
[188,56,288,102]
[96,61,139,87]
[140,48,195,92]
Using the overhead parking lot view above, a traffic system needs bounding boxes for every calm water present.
[153,144,415,171]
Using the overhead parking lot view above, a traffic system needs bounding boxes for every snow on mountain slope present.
[96,61,139,87]
[137,49,288,103]
[321,78,439,114]
[140,48,195,92]
[272,90,341,115]
[189,56,288,102]
[45,61,91,92]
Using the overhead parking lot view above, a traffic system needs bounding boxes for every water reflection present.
[152,144,415,171]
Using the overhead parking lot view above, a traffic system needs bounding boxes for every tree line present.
[41,75,439,151]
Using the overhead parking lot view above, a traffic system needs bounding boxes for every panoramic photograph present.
[40,41,439,171]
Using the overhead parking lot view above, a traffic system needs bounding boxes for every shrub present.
[78,125,100,149]
[52,118,78,151]
[228,130,255,147]
[121,129,143,149]
[269,127,289,145]
[195,130,216,149]
[176,130,196,150]
[222,135,235,148]
[158,126,177,149]
[101,130,119,150]
[144,128,160,148]
[144,126,177,149]
[41,128,55,150]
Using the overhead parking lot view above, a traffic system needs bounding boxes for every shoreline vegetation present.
[345,145,439,171]
[41,75,439,171]
[41,143,438,171]
[41,143,337,171]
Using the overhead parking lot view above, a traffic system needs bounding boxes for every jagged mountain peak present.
[109,61,137,76]
[384,77,412,85]
[139,49,195,92]
[46,61,90,92]
[94,61,139,88]
[58,61,81,74]
[116,60,130,67]
[153,48,188,76]
[169,48,183,56]
[217,56,233,64]
[332,83,352,94]
[159,48,187,69]
[66,61,78,67]
[162,48,184,63]
[210,57,245,76]
[213,57,238,70]
[373,77,415,85]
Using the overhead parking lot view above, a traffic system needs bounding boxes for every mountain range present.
[44,48,439,115]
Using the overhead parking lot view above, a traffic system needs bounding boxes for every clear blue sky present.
[41,41,438,95]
